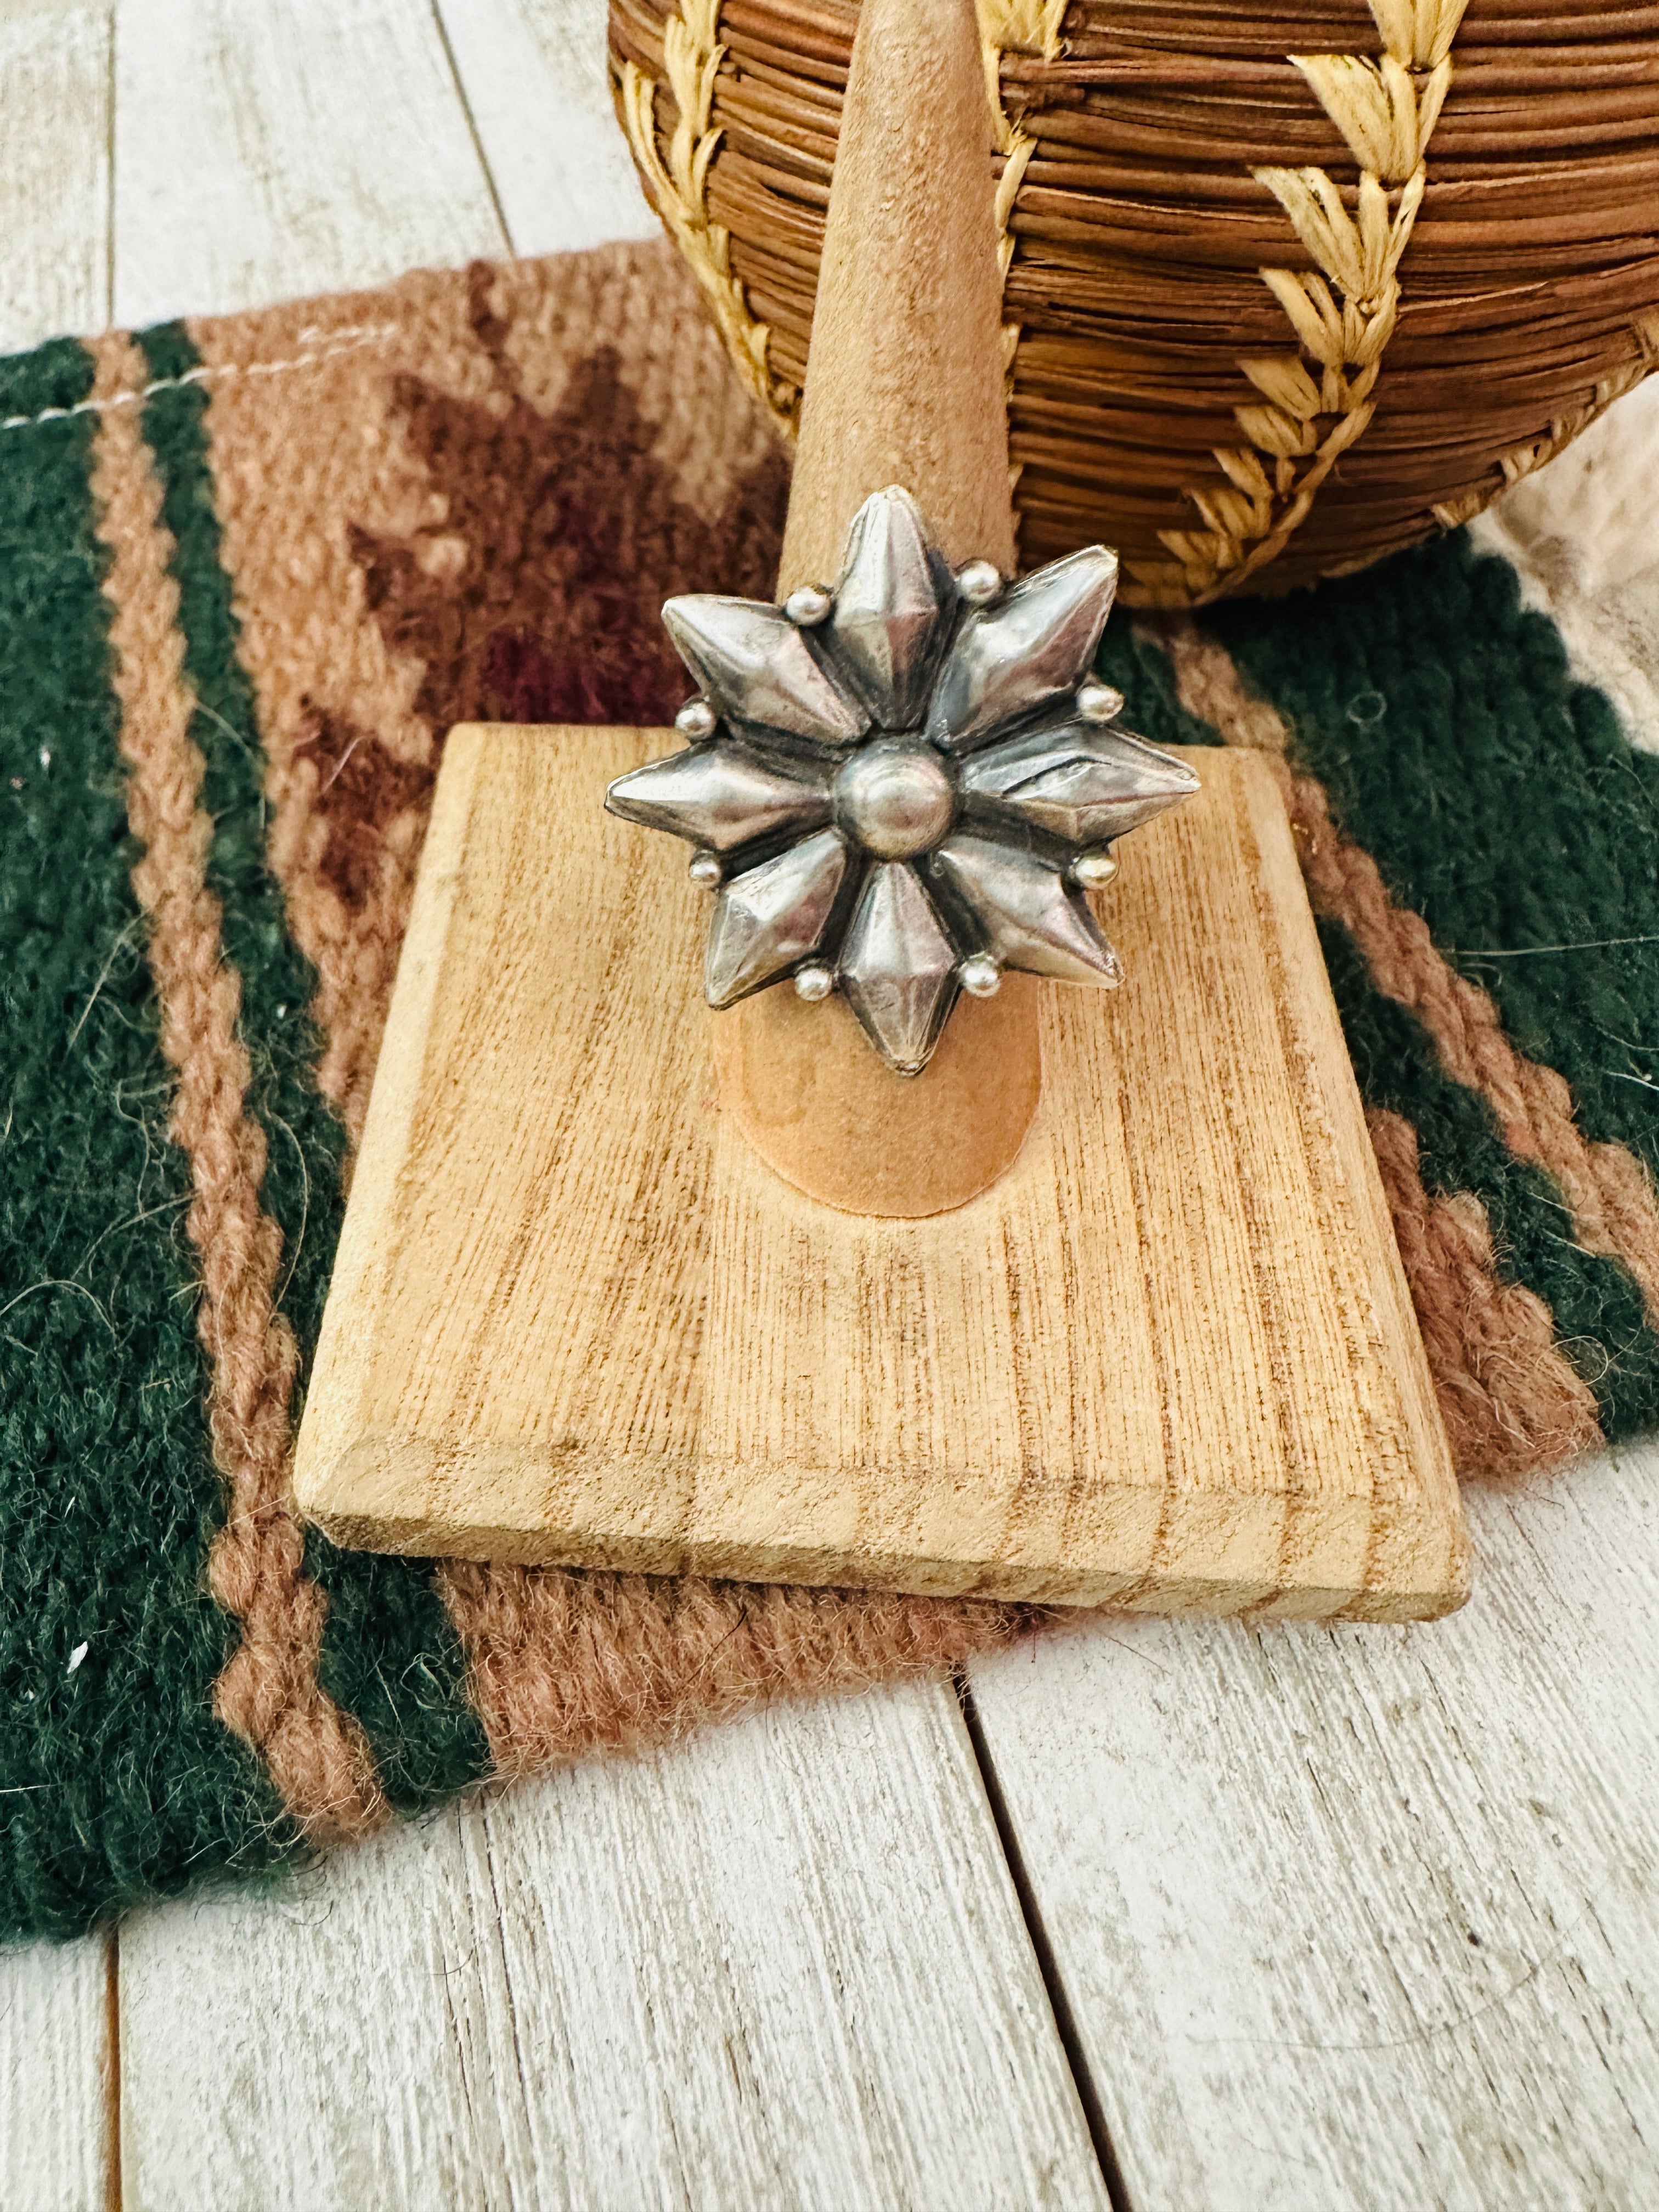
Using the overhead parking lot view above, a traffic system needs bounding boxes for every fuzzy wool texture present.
[0,338,296,1936]
[1206,544,1659,1440]
[0,239,1654,1938]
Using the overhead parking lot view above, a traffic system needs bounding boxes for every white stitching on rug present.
[1,322,402,435]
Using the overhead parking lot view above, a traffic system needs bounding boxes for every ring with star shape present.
[605,486,1199,1076]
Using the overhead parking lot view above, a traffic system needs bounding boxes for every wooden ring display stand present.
[294,0,1470,1622]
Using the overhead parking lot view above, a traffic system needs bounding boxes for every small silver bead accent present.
[611,488,1199,1075]
[1071,847,1119,890]
[783,583,833,627]
[1076,681,1125,725]
[955,559,1003,607]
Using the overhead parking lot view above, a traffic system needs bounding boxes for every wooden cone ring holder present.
[720,0,1035,1218]
[293,0,1470,1621]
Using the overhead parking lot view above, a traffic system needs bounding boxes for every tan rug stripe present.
[1164,617,1659,1324]
[85,331,386,1843]
[180,253,1029,1768]
[1365,1109,1603,1476]
[438,1561,1023,1775]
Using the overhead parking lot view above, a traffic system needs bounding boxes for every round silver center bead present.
[833,741,956,860]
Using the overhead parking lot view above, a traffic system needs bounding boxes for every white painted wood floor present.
[3,3,1658,2205]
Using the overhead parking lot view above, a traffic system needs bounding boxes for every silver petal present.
[931,834,1122,987]
[927,546,1119,753]
[961,718,1199,844]
[839,862,959,1075]
[664,595,868,749]
[827,487,945,728]
[606,743,833,854]
[704,829,849,1007]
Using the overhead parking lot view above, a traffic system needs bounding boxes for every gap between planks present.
[967,1438,1659,2212]
[115,1678,1110,2212]
[0,8,117,2203]
[4,2,1659,2208]
[3,7,1107,2211]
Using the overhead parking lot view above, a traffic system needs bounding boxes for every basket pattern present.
[609,0,1659,603]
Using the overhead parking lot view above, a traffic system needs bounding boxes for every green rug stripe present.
[1139,592,1659,1437]
[1098,620,1223,756]
[1207,535,1659,1184]
[0,337,295,1938]
[132,322,347,1357]
[134,322,491,1810]
[1322,917,1659,1441]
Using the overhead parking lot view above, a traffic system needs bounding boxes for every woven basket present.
[607,0,1659,605]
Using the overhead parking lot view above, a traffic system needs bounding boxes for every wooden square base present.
[292,725,1469,1621]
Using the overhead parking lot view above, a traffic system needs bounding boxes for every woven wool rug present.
[4,238,1658,1940]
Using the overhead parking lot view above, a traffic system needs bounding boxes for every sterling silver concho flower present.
[605,487,1199,1076]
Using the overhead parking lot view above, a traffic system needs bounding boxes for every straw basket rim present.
[610,0,1659,603]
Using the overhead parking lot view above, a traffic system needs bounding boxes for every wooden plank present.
[118,1676,1109,2211]
[0,12,119,2206]
[0,0,111,353]
[0,1932,114,2212]
[83,5,1659,2203]
[967,1436,1659,2211]
[433,0,659,253]
[110,0,507,332]
[1473,373,1659,757]
[99,12,1101,2209]
[294,726,1465,1620]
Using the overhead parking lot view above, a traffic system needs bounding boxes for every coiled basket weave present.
[608,0,1659,605]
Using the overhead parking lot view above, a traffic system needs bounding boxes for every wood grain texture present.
[775,0,1013,592]
[118,1677,1108,2212]
[294,721,1466,1618]
[715,969,1045,1217]
[969,1437,1659,2212]
[0,1931,112,2212]
[81,18,1099,2212]
[0,9,117,2199]
[9,4,1647,2205]
[433,0,658,255]
[111,0,506,331]
[729,0,1038,1216]
[0,0,111,353]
